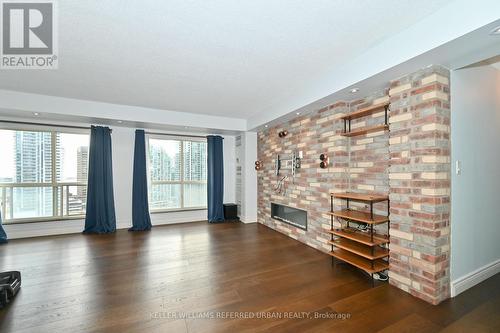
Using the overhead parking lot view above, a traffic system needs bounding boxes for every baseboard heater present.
[271,203,307,230]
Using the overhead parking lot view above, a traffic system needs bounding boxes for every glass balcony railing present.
[0,183,87,223]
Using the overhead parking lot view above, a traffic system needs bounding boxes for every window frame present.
[146,134,208,213]
[0,124,90,224]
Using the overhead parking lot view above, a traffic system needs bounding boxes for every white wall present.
[223,135,236,204]
[235,135,243,215]
[238,132,258,223]
[450,64,500,296]
[3,123,236,239]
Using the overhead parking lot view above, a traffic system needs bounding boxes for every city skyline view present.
[148,138,207,210]
[0,130,208,221]
[0,129,89,221]
[0,130,89,183]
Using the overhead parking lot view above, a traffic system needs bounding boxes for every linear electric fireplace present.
[271,203,307,230]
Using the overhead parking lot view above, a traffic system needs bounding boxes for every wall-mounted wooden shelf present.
[341,124,389,137]
[340,102,390,121]
[341,102,390,137]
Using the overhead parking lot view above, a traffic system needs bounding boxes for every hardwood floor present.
[0,221,498,332]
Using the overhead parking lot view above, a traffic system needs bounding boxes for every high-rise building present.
[183,141,207,181]
[14,131,53,218]
[183,141,207,207]
[77,146,89,201]
[147,140,206,210]
[15,131,52,183]
[148,144,179,209]
[55,133,63,181]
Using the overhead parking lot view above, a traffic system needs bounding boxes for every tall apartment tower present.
[76,146,89,199]
[183,141,207,181]
[14,131,52,217]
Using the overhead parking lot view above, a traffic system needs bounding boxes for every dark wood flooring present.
[0,222,498,332]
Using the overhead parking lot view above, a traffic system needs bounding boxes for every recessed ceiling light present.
[184,126,188,129]
[296,112,301,115]
[490,26,500,35]
[33,112,39,116]
[349,88,359,93]
[265,125,268,128]
[117,120,123,124]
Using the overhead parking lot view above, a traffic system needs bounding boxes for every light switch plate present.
[455,160,461,175]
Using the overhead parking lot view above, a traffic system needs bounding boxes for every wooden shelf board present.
[341,124,389,137]
[340,102,389,120]
[328,228,389,246]
[329,238,389,260]
[328,210,389,224]
[329,248,389,274]
[330,192,389,203]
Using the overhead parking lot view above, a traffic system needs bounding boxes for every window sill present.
[150,207,207,214]
[3,209,207,224]
[3,215,85,225]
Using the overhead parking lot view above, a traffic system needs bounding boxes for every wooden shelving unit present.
[327,192,390,285]
[330,192,388,202]
[340,102,390,137]
[329,238,389,260]
[328,227,389,246]
[328,210,389,224]
[329,248,389,274]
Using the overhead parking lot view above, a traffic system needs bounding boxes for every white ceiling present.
[0,0,451,119]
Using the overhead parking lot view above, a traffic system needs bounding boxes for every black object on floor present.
[0,271,21,308]
[223,203,239,221]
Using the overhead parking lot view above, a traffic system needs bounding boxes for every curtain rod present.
[145,131,223,139]
[0,120,112,132]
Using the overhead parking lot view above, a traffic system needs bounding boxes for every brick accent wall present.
[387,66,451,305]
[257,102,349,252]
[257,65,451,305]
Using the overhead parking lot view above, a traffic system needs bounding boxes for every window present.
[147,136,207,211]
[0,129,90,223]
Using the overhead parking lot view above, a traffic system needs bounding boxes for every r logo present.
[2,2,53,54]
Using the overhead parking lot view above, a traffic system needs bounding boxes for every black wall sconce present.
[278,130,288,138]
[319,153,329,169]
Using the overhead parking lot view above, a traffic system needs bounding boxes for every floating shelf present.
[331,192,389,203]
[340,102,390,137]
[341,124,389,137]
[329,238,389,260]
[340,102,390,121]
[329,248,388,274]
[328,210,389,224]
[328,228,389,246]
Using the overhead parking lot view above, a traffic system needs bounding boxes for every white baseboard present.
[239,216,257,224]
[4,210,207,240]
[451,259,500,297]
[4,219,85,239]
